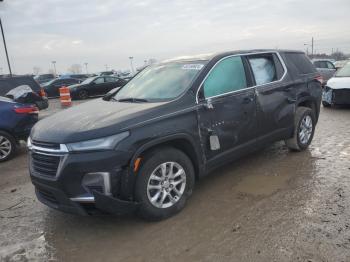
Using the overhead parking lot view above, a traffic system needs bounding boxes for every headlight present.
[66,131,129,152]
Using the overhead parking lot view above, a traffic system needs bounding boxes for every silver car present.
[312,59,336,83]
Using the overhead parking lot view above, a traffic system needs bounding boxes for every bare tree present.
[68,64,82,74]
[331,51,347,61]
[33,66,41,75]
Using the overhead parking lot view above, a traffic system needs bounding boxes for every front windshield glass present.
[81,77,96,84]
[113,62,206,102]
[335,63,350,77]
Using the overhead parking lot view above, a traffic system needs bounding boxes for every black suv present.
[28,50,322,220]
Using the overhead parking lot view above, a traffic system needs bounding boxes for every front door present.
[197,56,257,167]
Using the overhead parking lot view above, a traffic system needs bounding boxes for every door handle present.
[243,97,253,104]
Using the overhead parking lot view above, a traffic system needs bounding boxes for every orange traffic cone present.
[59,86,72,107]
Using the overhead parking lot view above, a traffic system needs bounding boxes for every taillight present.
[13,105,39,114]
[315,75,324,85]
[39,88,46,97]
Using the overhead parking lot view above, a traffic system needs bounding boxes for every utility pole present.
[0,18,12,76]
[84,62,88,73]
[129,56,134,74]
[311,37,314,56]
[52,61,57,76]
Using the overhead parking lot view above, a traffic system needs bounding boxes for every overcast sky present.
[0,0,349,74]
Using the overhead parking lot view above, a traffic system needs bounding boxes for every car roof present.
[162,49,304,63]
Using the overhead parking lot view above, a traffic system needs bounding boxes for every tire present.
[285,107,316,151]
[135,147,195,221]
[322,101,331,107]
[0,131,17,162]
[78,89,89,100]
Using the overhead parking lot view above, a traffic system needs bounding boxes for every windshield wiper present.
[117,98,149,103]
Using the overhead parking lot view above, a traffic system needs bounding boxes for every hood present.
[31,98,166,143]
[327,77,350,90]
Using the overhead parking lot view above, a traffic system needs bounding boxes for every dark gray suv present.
[28,50,322,220]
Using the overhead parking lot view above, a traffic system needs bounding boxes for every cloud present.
[0,0,349,74]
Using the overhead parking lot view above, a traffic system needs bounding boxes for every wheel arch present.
[130,133,204,180]
[296,96,319,122]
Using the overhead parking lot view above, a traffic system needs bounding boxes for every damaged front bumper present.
[322,86,350,105]
[29,144,139,216]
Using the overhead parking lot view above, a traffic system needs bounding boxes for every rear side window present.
[203,56,247,98]
[247,54,277,85]
[284,53,316,75]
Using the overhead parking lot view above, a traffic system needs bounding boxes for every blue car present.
[0,96,39,162]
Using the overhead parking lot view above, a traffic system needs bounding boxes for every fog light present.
[82,172,111,196]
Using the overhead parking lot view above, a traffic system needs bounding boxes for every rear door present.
[246,52,295,140]
[197,55,258,167]
[314,61,336,81]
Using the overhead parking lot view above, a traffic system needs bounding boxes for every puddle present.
[235,173,292,196]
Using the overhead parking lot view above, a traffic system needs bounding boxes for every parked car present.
[34,74,56,84]
[0,76,48,110]
[42,78,81,98]
[0,96,38,162]
[334,60,350,70]
[59,74,90,81]
[312,59,336,83]
[99,71,115,76]
[28,50,322,220]
[322,62,350,107]
[68,76,127,99]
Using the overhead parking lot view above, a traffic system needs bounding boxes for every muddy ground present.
[0,100,350,262]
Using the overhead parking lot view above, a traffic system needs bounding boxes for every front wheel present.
[135,147,195,221]
[285,107,316,151]
[322,101,331,107]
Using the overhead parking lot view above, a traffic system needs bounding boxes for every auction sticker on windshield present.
[182,64,204,70]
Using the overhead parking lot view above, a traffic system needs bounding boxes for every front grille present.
[37,188,58,204]
[333,89,350,104]
[32,140,60,150]
[31,152,61,177]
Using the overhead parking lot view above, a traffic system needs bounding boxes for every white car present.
[322,62,350,107]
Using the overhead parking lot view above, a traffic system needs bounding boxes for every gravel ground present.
[0,99,349,262]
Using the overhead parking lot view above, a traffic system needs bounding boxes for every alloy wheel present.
[299,115,313,145]
[0,136,12,160]
[147,162,186,209]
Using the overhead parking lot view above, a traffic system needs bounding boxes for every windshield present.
[81,77,96,84]
[335,63,350,77]
[113,62,205,102]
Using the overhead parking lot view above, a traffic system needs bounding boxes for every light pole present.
[304,44,309,56]
[84,62,88,74]
[129,56,134,74]
[0,17,12,76]
[105,64,108,71]
[52,61,57,76]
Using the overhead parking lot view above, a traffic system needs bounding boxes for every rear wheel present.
[135,147,195,221]
[285,107,316,151]
[78,89,89,99]
[0,131,17,162]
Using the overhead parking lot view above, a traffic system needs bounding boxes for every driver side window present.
[203,56,247,98]
[94,77,105,84]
